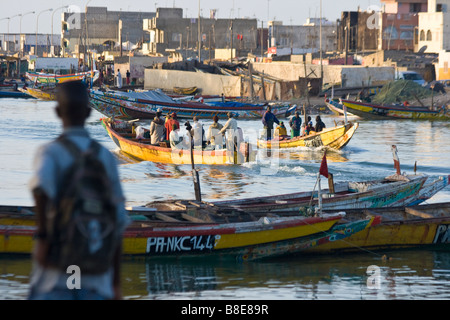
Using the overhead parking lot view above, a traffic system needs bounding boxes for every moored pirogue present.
[308,202,450,254]
[0,205,378,261]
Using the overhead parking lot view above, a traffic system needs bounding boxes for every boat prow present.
[257,122,358,150]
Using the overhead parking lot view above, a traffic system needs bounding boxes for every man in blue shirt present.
[262,105,280,140]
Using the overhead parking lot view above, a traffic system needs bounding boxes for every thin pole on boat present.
[317,173,323,216]
[189,130,202,202]
[392,145,401,175]
[342,100,348,125]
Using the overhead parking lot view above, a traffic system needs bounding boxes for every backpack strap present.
[57,135,101,158]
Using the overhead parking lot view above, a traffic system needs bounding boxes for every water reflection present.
[119,249,450,300]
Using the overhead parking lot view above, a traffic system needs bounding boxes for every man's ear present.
[85,106,91,119]
[55,105,62,119]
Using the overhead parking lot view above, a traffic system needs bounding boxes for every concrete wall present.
[252,62,395,87]
[115,56,168,84]
[144,69,241,96]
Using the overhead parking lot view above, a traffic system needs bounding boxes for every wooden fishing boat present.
[0,90,33,99]
[102,118,256,165]
[18,87,56,101]
[0,205,379,260]
[325,98,357,117]
[173,86,198,95]
[256,121,358,150]
[154,174,447,214]
[26,70,99,85]
[340,99,450,120]
[307,201,450,254]
[89,89,293,120]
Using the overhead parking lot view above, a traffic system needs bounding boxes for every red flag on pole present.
[319,150,329,178]
[392,145,401,175]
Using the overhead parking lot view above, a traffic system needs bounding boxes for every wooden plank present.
[155,212,183,222]
[181,213,207,223]
[405,207,434,219]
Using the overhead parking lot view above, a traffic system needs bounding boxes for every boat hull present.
[19,87,56,101]
[341,99,450,120]
[307,202,450,253]
[90,90,291,120]
[102,119,255,165]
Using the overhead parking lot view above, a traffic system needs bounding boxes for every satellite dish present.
[417,46,427,54]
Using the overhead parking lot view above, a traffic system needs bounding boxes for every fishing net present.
[372,80,432,105]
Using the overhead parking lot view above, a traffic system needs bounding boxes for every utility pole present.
[230,20,233,61]
[198,0,201,62]
[320,0,323,86]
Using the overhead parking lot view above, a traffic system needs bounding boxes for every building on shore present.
[337,0,427,56]
[0,33,61,57]
[417,0,450,53]
[61,6,155,58]
[142,8,258,60]
[267,18,338,56]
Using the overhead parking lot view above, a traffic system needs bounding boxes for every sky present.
[0,0,382,34]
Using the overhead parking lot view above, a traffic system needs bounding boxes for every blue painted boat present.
[89,89,293,120]
[0,90,35,99]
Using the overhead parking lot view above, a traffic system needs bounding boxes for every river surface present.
[1,98,450,301]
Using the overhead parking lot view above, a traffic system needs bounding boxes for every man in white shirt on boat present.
[219,112,241,163]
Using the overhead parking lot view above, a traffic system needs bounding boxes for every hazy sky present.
[0,0,381,34]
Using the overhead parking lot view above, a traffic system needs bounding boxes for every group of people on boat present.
[136,110,243,152]
[261,106,326,141]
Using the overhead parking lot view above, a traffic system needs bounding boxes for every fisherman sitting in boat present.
[274,122,287,139]
[305,121,315,135]
[315,116,326,132]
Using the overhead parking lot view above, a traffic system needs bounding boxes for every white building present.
[417,0,450,53]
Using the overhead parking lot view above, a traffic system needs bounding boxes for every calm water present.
[1,98,450,300]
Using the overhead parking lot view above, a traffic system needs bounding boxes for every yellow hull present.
[306,220,449,254]
[121,219,339,255]
[0,215,340,257]
[21,87,56,101]
[257,122,358,150]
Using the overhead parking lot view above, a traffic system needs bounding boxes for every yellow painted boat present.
[341,99,450,120]
[19,87,56,101]
[306,202,450,254]
[102,118,256,165]
[0,204,377,261]
[257,122,358,150]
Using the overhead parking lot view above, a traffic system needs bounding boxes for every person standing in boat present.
[116,69,122,89]
[219,112,239,162]
[262,105,279,140]
[289,111,302,138]
[315,116,326,132]
[126,70,130,85]
[165,112,180,140]
[190,116,206,149]
[206,115,224,149]
[149,109,166,145]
